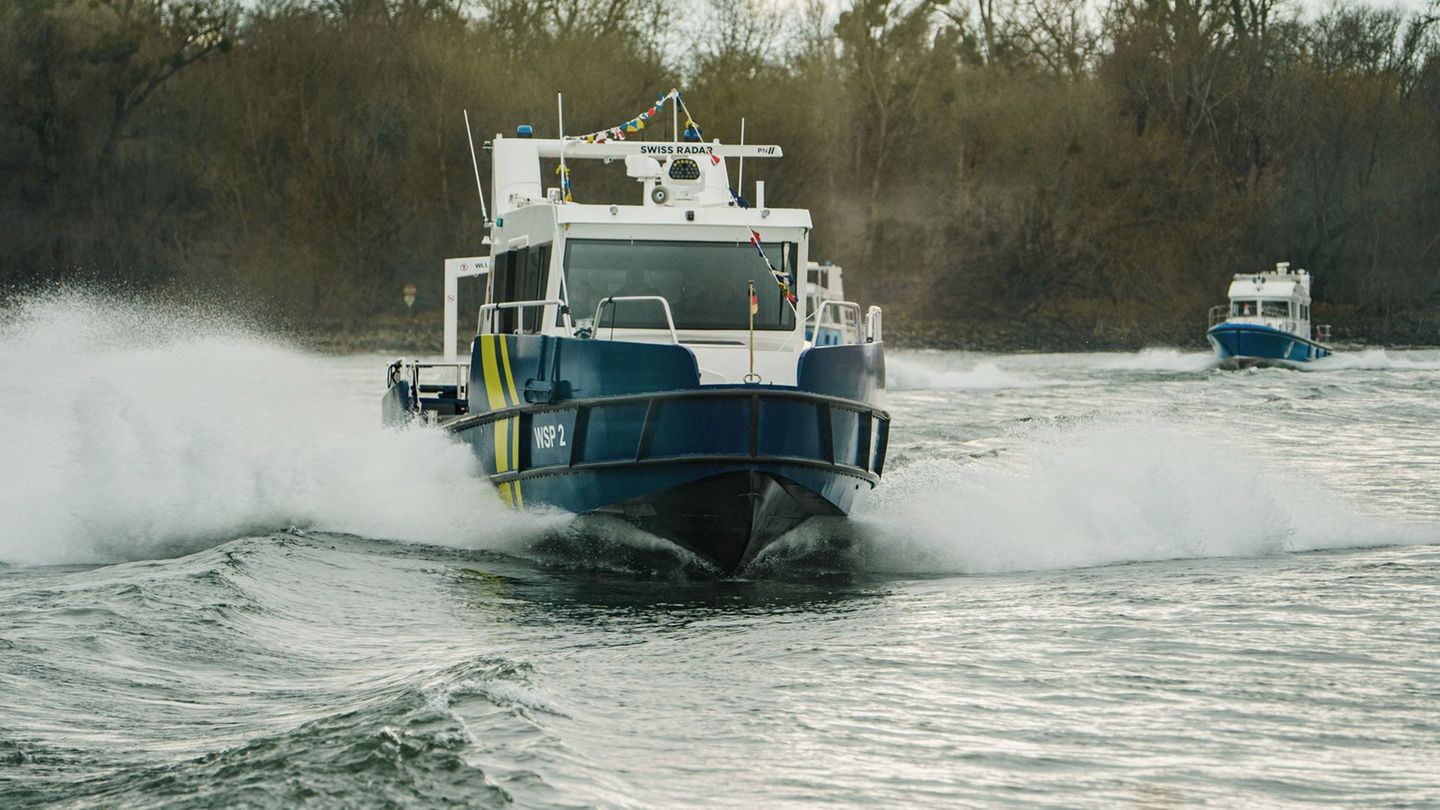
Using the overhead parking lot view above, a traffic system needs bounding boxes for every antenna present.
[738,117,746,201]
[463,110,489,224]
[557,92,568,203]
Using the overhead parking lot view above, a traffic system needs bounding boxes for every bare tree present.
[93,0,239,182]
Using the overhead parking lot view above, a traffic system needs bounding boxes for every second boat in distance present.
[1207,261,1333,369]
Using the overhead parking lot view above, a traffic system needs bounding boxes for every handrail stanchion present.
[592,296,681,344]
[808,300,864,344]
[477,299,569,335]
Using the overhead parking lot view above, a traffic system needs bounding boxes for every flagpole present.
[747,279,757,383]
[557,92,570,202]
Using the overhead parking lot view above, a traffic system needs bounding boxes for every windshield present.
[565,239,797,331]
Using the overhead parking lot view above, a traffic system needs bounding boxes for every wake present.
[3,293,1431,574]
[759,416,1434,576]
[0,291,553,566]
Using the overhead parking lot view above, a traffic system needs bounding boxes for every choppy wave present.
[887,354,1069,390]
[3,293,1432,576]
[0,291,554,567]
[1094,348,1218,373]
[761,416,1432,576]
[1309,349,1440,372]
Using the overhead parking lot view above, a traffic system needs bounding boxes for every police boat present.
[804,261,861,347]
[383,94,889,574]
[1207,262,1333,369]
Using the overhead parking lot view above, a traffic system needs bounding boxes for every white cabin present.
[806,262,861,346]
[1215,262,1315,338]
[447,131,879,386]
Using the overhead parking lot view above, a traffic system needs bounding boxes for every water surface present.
[2,296,1438,807]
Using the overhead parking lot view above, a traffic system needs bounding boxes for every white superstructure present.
[805,262,861,346]
[443,131,881,385]
[1211,262,1319,339]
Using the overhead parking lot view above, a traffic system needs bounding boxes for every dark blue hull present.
[413,334,888,573]
[1207,323,1332,368]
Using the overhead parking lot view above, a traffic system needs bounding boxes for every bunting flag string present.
[573,88,681,144]
[748,227,797,309]
[554,164,573,202]
[562,89,790,308]
[674,92,705,142]
[567,87,716,145]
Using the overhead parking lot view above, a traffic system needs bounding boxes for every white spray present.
[0,292,555,567]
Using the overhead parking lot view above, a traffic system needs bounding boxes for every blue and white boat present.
[383,93,889,574]
[804,262,860,347]
[1207,262,1333,368]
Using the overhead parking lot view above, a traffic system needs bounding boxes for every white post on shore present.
[444,257,490,362]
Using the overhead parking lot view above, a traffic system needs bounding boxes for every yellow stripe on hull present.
[498,337,524,509]
[480,334,524,510]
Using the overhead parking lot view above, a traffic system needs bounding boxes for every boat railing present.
[592,296,681,344]
[866,306,883,343]
[1208,304,1230,328]
[1314,324,1333,343]
[387,358,470,421]
[808,299,863,344]
[446,385,890,480]
[478,299,571,335]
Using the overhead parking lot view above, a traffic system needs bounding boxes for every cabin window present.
[490,251,515,333]
[490,244,551,333]
[565,239,799,331]
[1262,300,1289,318]
[1301,304,1310,320]
[1232,300,1258,316]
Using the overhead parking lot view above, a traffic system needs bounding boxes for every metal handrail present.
[1211,303,1328,342]
[1209,304,1229,328]
[387,358,470,416]
[441,384,891,479]
[443,384,888,426]
[592,295,680,344]
[805,299,863,345]
[805,299,860,324]
[478,298,570,335]
[412,361,469,393]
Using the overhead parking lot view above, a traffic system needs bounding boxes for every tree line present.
[2,0,1438,346]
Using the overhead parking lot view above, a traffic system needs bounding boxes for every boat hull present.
[532,465,858,572]
[435,334,888,574]
[614,470,844,570]
[1207,323,1332,369]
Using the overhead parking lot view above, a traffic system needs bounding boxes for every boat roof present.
[1227,262,1312,300]
[490,133,799,222]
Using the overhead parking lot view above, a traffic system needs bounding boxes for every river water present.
[3,294,1439,807]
